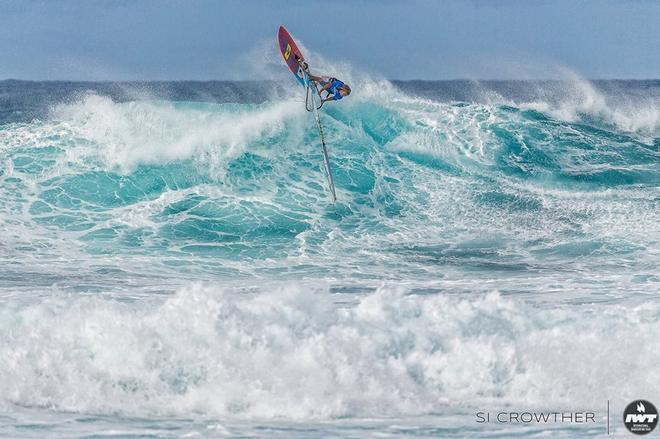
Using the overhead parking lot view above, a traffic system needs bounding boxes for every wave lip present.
[49,94,305,173]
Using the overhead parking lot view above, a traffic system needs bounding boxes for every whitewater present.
[0,73,659,437]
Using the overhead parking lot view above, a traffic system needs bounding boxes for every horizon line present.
[1,78,660,83]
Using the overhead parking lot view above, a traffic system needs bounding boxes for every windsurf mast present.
[304,71,337,202]
[313,102,337,202]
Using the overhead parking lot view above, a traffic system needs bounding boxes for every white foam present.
[384,98,495,163]
[1,283,658,419]
[52,94,305,173]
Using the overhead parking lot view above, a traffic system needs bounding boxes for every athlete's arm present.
[308,73,322,82]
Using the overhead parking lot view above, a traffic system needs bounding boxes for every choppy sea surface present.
[0,76,659,438]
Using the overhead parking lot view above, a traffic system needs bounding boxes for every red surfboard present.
[278,25,306,86]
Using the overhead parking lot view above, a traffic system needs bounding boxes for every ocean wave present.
[0,86,657,292]
[1,283,658,419]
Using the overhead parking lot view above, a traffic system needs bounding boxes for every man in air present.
[299,59,351,103]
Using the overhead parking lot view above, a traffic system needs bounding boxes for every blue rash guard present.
[325,78,345,100]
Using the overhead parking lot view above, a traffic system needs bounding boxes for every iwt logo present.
[623,400,658,435]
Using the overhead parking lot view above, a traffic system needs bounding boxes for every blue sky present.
[1,0,658,80]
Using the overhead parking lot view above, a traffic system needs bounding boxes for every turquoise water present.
[0,78,659,437]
